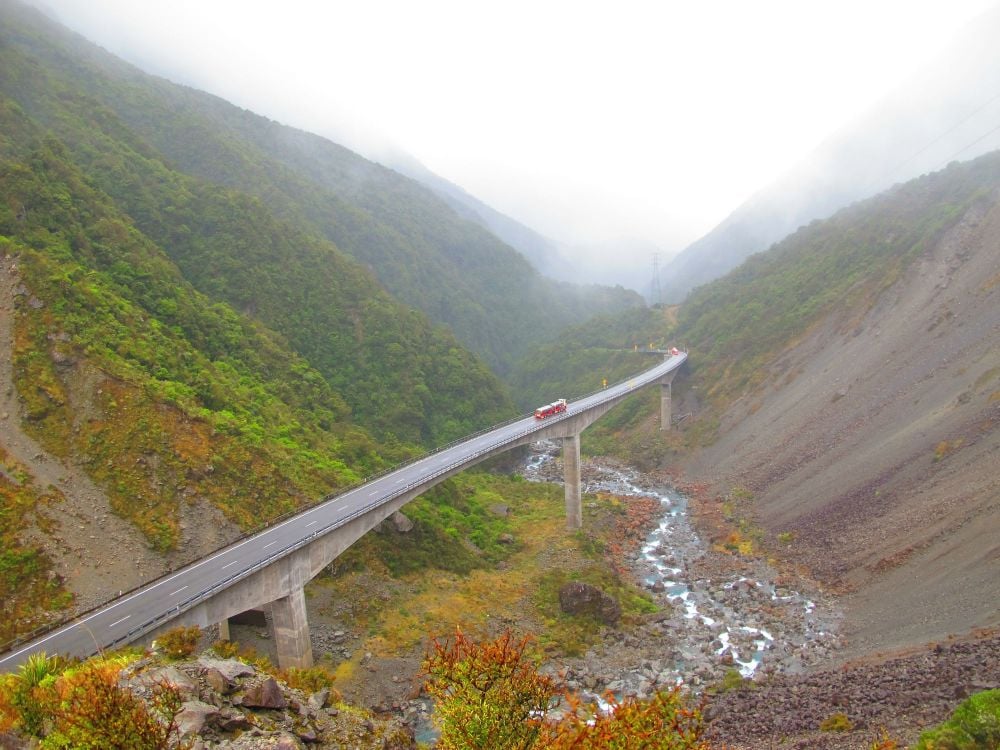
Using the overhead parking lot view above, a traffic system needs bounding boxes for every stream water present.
[410,443,839,740]
[523,440,840,699]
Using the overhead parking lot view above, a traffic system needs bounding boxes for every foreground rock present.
[119,652,417,749]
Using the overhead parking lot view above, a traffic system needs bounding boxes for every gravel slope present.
[680,194,1000,657]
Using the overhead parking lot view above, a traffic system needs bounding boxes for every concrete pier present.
[563,433,582,529]
[3,354,687,675]
[271,588,313,669]
[660,368,677,430]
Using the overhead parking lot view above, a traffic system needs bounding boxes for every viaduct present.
[0,352,686,672]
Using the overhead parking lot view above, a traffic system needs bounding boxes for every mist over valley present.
[0,2,997,748]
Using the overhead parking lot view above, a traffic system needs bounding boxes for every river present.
[523,440,841,701]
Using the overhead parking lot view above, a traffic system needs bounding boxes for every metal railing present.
[1,352,686,659]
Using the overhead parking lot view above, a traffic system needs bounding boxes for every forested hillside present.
[0,0,641,374]
[0,2,551,640]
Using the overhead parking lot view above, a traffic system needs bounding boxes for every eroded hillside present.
[683,185,999,656]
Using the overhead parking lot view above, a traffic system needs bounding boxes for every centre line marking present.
[222,560,240,569]
[263,541,278,549]
[305,520,317,527]
[108,615,130,629]
[168,586,188,597]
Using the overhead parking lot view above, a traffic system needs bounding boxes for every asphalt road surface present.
[0,352,686,671]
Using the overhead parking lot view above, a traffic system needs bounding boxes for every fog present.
[31,0,999,291]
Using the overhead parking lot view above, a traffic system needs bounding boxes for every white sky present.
[35,0,1000,252]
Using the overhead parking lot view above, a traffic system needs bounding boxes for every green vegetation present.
[0,0,641,377]
[154,626,201,660]
[0,652,185,749]
[509,306,675,411]
[363,476,524,576]
[820,711,854,732]
[915,689,1000,749]
[0,446,73,643]
[535,565,656,656]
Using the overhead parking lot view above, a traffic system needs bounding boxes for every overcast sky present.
[34,0,999,253]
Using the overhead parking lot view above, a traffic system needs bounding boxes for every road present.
[0,352,686,671]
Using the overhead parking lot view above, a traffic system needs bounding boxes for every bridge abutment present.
[563,433,582,528]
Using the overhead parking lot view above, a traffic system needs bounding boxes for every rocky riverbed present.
[524,442,842,702]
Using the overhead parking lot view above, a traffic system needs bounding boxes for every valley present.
[0,1,998,747]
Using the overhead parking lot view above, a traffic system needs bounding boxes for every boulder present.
[204,667,232,694]
[390,511,414,533]
[198,656,256,682]
[558,581,621,625]
[175,700,221,737]
[241,677,287,709]
[134,665,198,699]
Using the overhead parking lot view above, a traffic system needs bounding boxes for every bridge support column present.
[563,433,582,529]
[660,370,677,431]
[217,617,230,642]
[271,588,313,670]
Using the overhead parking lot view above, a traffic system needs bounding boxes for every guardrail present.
[1,352,686,659]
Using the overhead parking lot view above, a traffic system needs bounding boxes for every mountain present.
[377,148,569,280]
[0,0,641,374]
[0,0,537,643]
[660,5,1000,302]
[511,150,1000,653]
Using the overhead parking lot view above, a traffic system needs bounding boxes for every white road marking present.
[108,615,130,629]
[168,586,188,597]
[222,560,240,570]
[1,356,689,668]
[263,541,278,549]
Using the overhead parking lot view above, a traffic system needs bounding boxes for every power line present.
[944,119,1000,162]
[878,90,1000,185]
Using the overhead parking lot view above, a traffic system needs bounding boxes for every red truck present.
[534,398,567,419]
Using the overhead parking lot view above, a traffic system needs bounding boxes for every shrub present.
[423,629,711,750]
[870,729,901,749]
[423,629,553,750]
[820,711,854,732]
[40,657,186,750]
[713,667,746,694]
[914,689,1000,749]
[156,625,201,659]
[538,688,710,749]
[278,664,340,696]
[210,639,239,659]
[2,651,64,737]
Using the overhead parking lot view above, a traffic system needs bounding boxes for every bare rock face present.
[134,665,199,699]
[175,700,221,737]
[198,656,256,682]
[558,581,621,625]
[241,678,287,709]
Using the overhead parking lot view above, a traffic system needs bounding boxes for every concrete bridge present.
[0,352,686,672]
